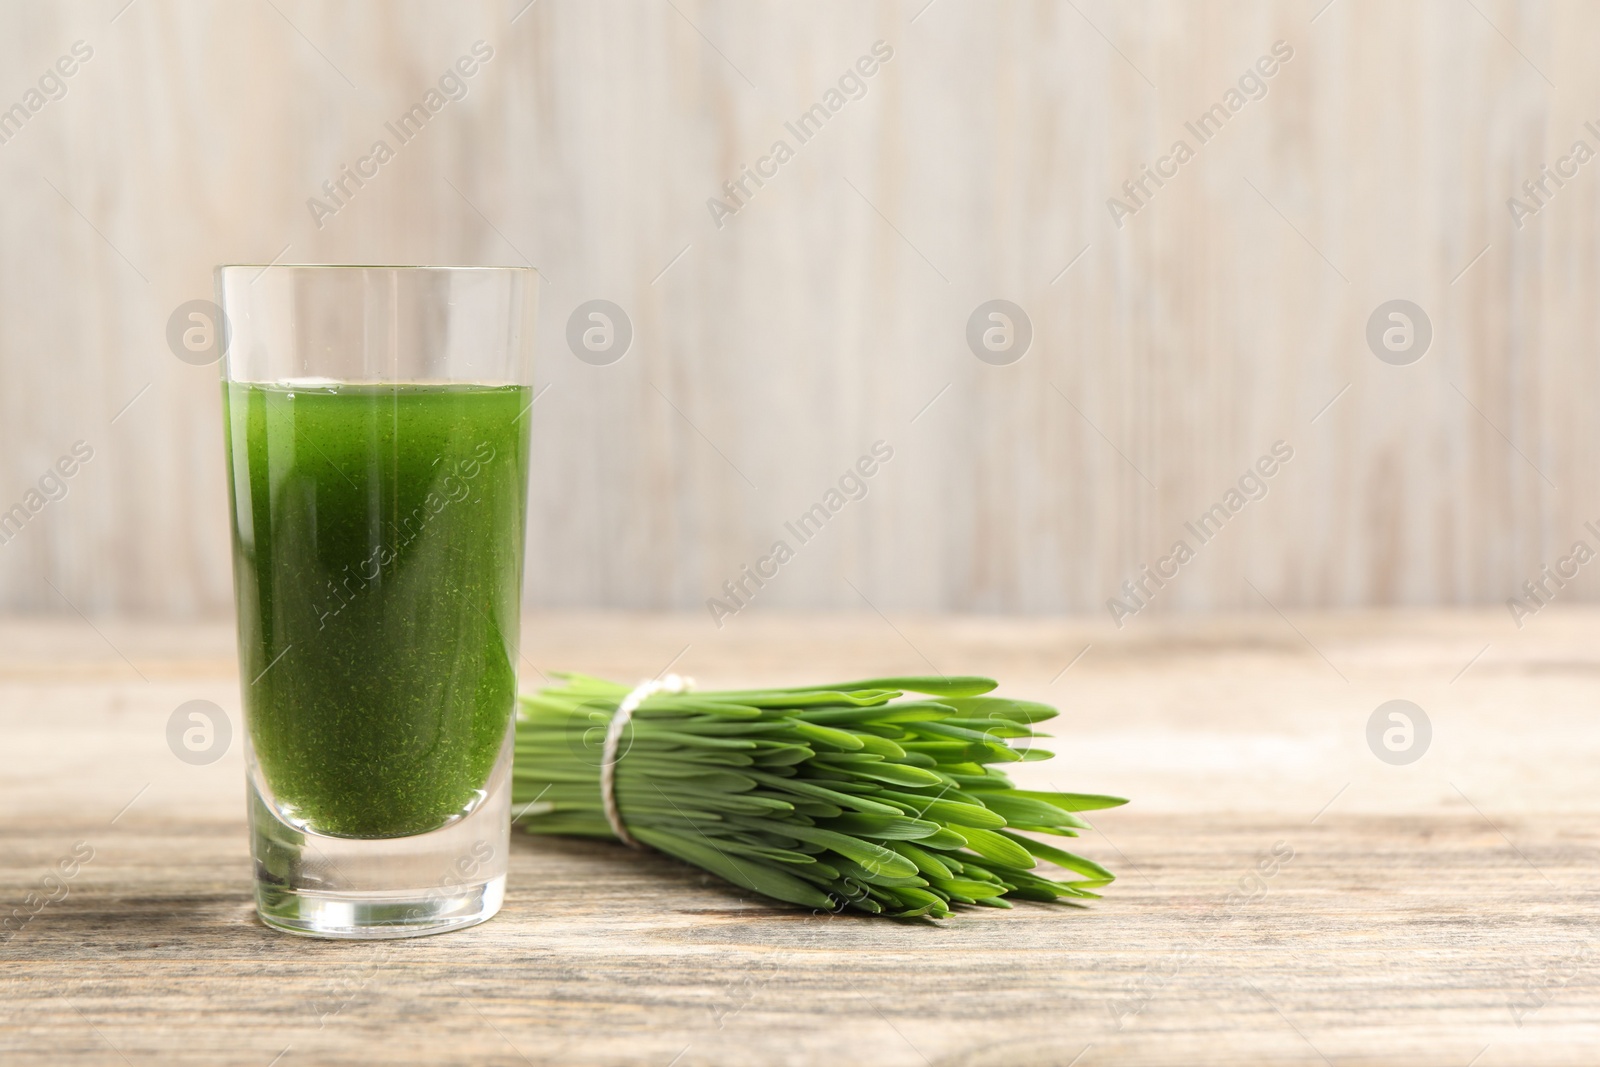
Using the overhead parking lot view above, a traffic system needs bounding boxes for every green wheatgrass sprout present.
[512,674,1127,918]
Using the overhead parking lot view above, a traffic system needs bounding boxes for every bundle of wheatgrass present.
[511,673,1126,918]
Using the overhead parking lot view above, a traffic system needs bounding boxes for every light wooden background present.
[1,0,1594,617]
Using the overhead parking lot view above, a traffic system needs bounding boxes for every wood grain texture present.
[0,1,1596,616]
[2,610,1597,1065]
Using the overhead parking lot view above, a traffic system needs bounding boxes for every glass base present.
[247,723,513,940]
[256,876,505,939]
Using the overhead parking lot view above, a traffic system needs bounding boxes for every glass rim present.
[215,263,540,273]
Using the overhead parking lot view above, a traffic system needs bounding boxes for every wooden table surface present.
[2,609,1597,1066]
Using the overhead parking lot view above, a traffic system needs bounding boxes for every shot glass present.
[217,265,538,938]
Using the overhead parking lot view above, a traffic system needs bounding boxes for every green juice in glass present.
[224,381,532,839]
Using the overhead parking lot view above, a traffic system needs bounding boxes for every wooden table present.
[3,610,1597,1066]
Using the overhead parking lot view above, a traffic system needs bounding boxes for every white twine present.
[601,673,693,848]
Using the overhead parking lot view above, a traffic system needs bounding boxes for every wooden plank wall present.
[0,0,1592,617]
